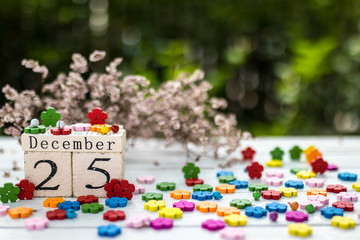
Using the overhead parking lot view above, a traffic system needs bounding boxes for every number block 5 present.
[24,151,72,197]
[72,152,124,197]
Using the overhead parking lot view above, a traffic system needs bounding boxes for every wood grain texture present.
[0,136,360,240]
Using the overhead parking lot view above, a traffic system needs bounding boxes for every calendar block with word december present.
[21,129,126,197]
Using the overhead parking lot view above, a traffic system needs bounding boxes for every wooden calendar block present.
[24,151,72,197]
[72,152,124,197]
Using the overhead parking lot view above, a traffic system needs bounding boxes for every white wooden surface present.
[0,136,359,240]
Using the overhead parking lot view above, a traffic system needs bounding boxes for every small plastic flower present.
[40,107,61,127]
[81,203,104,213]
[321,207,344,219]
[266,170,284,178]
[241,147,256,161]
[0,204,10,216]
[265,160,283,167]
[105,197,128,208]
[136,175,155,184]
[261,190,282,200]
[245,206,267,218]
[326,184,347,193]
[104,179,135,200]
[43,197,65,208]
[192,191,213,201]
[246,161,264,179]
[288,223,312,237]
[71,123,91,131]
[217,206,240,216]
[285,180,304,189]
[144,200,166,212]
[182,162,200,179]
[193,184,213,192]
[311,157,328,174]
[158,207,183,219]
[270,147,284,160]
[285,211,308,222]
[150,217,173,230]
[265,177,283,186]
[290,167,308,174]
[338,172,357,181]
[134,184,145,194]
[224,214,247,226]
[196,201,218,213]
[142,192,163,202]
[77,195,98,205]
[98,224,121,237]
[172,200,195,212]
[332,201,354,211]
[304,146,322,164]
[213,191,223,200]
[352,182,360,191]
[277,187,298,197]
[8,207,33,219]
[15,179,35,200]
[266,202,287,213]
[331,216,356,229]
[307,194,329,204]
[216,171,234,177]
[103,210,126,222]
[126,214,150,228]
[300,200,324,211]
[87,108,108,125]
[220,228,245,240]
[248,183,268,192]
[156,182,176,191]
[230,199,252,209]
[305,178,324,187]
[219,175,237,183]
[215,184,236,194]
[327,164,338,171]
[307,188,327,196]
[25,217,49,230]
[289,146,302,160]
[337,192,358,202]
[0,182,20,203]
[228,180,248,189]
[296,170,316,180]
[46,209,67,220]
[269,212,278,222]
[58,201,80,211]
[24,124,46,134]
[202,219,225,231]
[170,190,191,199]
[185,178,204,186]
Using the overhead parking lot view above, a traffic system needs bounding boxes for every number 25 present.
[85,158,111,189]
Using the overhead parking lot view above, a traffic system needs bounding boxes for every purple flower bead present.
[201,219,225,231]
[173,200,195,212]
[285,211,308,222]
[269,212,278,222]
[150,218,173,230]
[327,164,338,171]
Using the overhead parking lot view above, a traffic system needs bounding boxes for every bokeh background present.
[1,0,360,136]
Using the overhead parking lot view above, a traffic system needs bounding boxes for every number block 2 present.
[24,151,72,197]
[72,152,124,197]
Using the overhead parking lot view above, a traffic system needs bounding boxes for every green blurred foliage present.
[1,0,360,135]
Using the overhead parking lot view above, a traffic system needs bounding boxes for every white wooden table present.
[0,136,359,240]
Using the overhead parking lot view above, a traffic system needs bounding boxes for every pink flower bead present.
[0,205,10,216]
[25,217,49,230]
[305,178,324,187]
[134,184,145,194]
[72,123,91,131]
[220,227,245,240]
[136,175,155,184]
[307,195,329,205]
[300,200,324,210]
[266,170,284,178]
[126,214,150,228]
[336,192,358,202]
[265,177,283,186]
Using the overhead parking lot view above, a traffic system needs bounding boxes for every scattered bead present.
[192,191,213,201]
[266,202,287,213]
[217,206,240,217]
[72,123,91,131]
[230,199,252,209]
[305,204,315,213]
[213,191,223,200]
[248,183,268,192]
[336,192,358,202]
[216,171,234,177]
[219,175,237,183]
[150,217,173,230]
[338,172,358,181]
[77,195,98,205]
[261,190,282,200]
[142,192,163,202]
[105,197,128,208]
[300,200,323,211]
[104,179,135,200]
[193,184,213,192]
[103,210,126,222]
[9,207,33,219]
[88,108,108,125]
[0,182,20,203]
[266,170,284,178]
[245,206,267,218]
[289,146,302,160]
[58,201,80,211]
[326,184,347,193]
[134,184,145,194]
[241,147,256,161]
[228,180,248,189]
[265,160,283,167]
[182,162,200,179]
[331,216,356,229]
[173,200,195,212]
[269,212,278,222]
[24,125,46,134]
[352,182,360,191]
[246,161,264,179]
[253,191,261,201]
[215,184,236,194]
[98,224,121,237]
[220,227,245,240]
[51,125,72,135]
[156,182,176,191]
[285,211,308,222]
[290,167,308,174]
[332,201,354,211]
[25,217,49,230]
[158,207,183,219]
[278,187,298,197]
[185,178,204,186]
[224,214,247,226]
[288,223,312,237]
[321,207,344,219]
[296,170,316,179]
[265,177,283,186]
[310,157,328,174]
[66,209,77,219]
[307,195,329,204]
[41,107,61,127]
[0,204,10,216]
[270,147,284,160]
[285,180,304,189]
[202,219,225,231]
[307,188,327,196]
[305,178,324,187]
[46,209,67,220]
[144,200,166,212]
[81,203,104,213]
[304,146,322,164]
[288,201,299,211]
[326,164,338,171]
[43,197,65,208]
[125,214,150,228]
[196,201,218,213]
[136,175,155,184]
[15,179,35,200]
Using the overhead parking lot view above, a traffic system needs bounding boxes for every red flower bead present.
[246,161,264,179]
[76,195,99,205]
[46,209,67,220]
[87,108,108,125]
[332,201,354,211]
[103,210,126,222]
[326,184,347,193]
[16,179,35,200]
[311,157,328,174]
[261,190,282,200]
[185,178,204,186]
[104,179,135,200]
[241,147,256,161]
